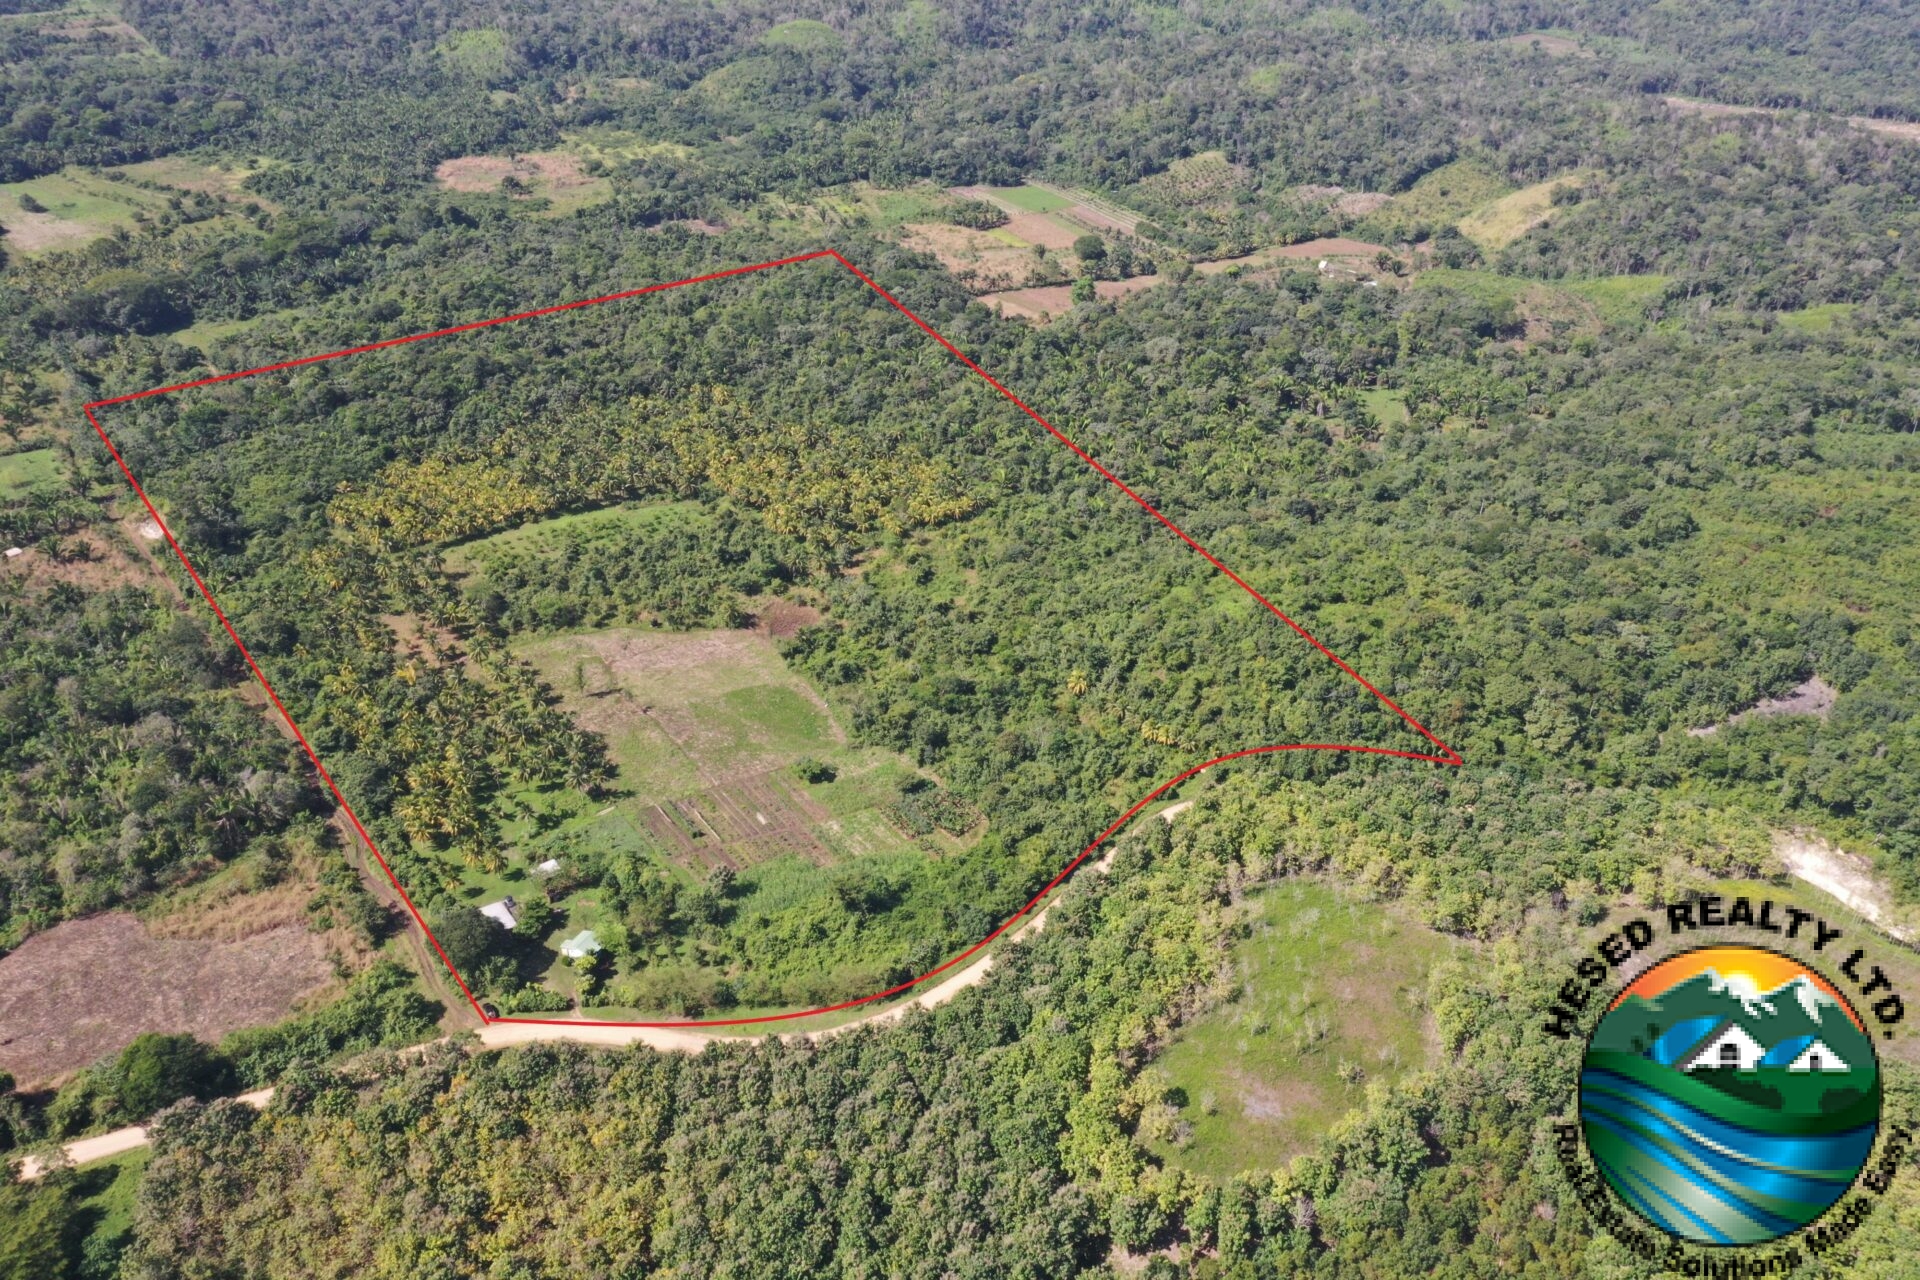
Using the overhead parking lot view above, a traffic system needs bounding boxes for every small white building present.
[559,929,601,960]
[1787,1039,1852,1073]
[535,858,562,876]
[1682,1022,1766,1072]
[479,897,519,930]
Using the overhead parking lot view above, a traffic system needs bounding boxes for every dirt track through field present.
[11,826,1144,1181]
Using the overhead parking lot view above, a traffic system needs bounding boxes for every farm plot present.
[0,913,336,1087]
[0,168,165,255]
[435,150,610,215]
[513,625,935,878]
[898,222,1046,292]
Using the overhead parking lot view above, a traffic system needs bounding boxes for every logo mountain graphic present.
[1579,946,1881,1246]
[1592,968,1874,1103]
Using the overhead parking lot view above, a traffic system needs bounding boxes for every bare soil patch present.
[1851,117,1920,143]
[1662,95,1773,119]
[1,526,165,596]
[977,276,1162,322]
[1493,33,1589,57]
[1772,831,1912,941]
[1332,191,1392,216]
[434,151,593,194]
[899,221,1040,291]
[751,598,823,638]
[0,208,99,253]
[1234,1072,1323,1122]
[0,912,336,1087]
[1688,676,1835,737]
[1002,211,1080,251]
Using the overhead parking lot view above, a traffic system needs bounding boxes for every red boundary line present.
[84,250,1463,1032]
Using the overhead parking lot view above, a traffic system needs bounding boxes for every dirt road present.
[12,816,1150,1181]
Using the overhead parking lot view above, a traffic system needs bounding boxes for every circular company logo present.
[1578,944,1882,1246]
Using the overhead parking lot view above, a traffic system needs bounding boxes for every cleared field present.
[0,0,152,55]
[0,446,62,500]
[1457,170,1594,251]
[1358,387,1409,426]
[896,222,1042,291]
[1362,158,1513,240]
[171,305,309,351]
[978,184,1074,214]
[1144,880,1457,1179]
[0,168,164,254]
[977,275,1162,322]
[1777,302,1856,333]
[442,500,701,572]
[1129,150,1247,208]
[435,150,610,215]
[0,912,336,1087]
[114,154,268,202]
[1491,31,1590,57]
[510,625,934,877]
[1196,237,1385,273]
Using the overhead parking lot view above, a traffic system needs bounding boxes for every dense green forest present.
[3,0,1920,1275]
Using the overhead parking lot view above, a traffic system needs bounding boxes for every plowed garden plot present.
[517,625,930,880]
[0,913,335,1087]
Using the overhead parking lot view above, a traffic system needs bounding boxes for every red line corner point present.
[83,250,1463,1032]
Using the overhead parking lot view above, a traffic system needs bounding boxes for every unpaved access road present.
[11,836,1136,1180]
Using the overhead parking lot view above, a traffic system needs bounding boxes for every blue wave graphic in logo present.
[1580,1066,1877,1244]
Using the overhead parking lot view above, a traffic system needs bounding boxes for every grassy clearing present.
[761,18,841,51]
[509,624,929,842]
[171,306,308,351]
[437,27,510,77]
[0,447,63,500]
[1145,879,1457,1180]
[1457,170,1593,251]
[982,184,1075,214]
[113,153,268,202]
[1365,159,1512,240]
[1777,302,1856,333]
[441,501,701,573]
[1562,273,1670,324]
[560,128,696,167]
[0,168,163,254]
[1357,387,1409,426]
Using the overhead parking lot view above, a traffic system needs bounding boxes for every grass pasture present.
[114,153,269,203]
[1457,170,1594,251]
[1363,158,1512,241]
[171,305,309,352]
[0,168,162,254]
[1144,879,1457,1180]
[981,184,1075,214]
[1777,302,1856,334]
[0,446,63,500]
[760,18,842,52]
[1357,387,1409,426]
[510,624,938,878]
[434,149,610,216]
[442,500,701,572]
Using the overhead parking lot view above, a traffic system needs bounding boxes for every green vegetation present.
[1777,301,1857,333]
[760,18,841,52]
[0,588,319,951]
[1457,171,1593,251]
[0,1147,148,1280]
[1363,159,1513,241]
[0,446,60,499]
[982,184,1075,214]
[7,0,1920,1274]
[0,168,162,253]
[1143,880,1457,1180]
